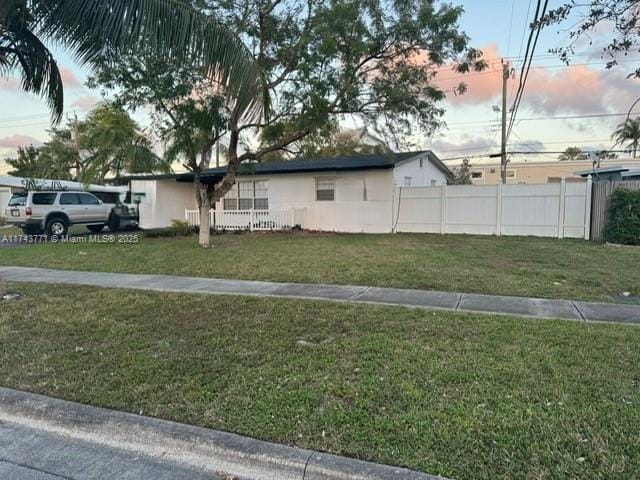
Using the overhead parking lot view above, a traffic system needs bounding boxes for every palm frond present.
[30,0,264,120]
[1,19,64,122]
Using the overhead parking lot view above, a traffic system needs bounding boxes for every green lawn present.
[1,283,638,479]
[1,232,638,302]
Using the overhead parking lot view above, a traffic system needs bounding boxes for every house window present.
[471,171,483,179]
[404,176,412,187]
[316,178,335,201]
[238,182,254,210]
[223,185,238,210]
[506,170,516,179]
[419,158,424,168]
[430,179,437,186]
[254,181,269,210]
[223,181,269,210]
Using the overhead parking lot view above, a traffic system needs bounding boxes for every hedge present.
[603,188,640,245]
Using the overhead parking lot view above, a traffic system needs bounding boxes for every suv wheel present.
[87,224,104,233]
[108,213,120,232]
[46,217,68,236]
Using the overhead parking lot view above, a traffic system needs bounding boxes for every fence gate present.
[590,180,640,242]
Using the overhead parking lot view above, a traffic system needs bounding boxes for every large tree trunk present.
[198,183,211,248]
[193,145,215,248]
[196,179,212,248]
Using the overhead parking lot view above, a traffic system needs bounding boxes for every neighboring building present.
[129,151,451,232]
[449,158,640,185]
[0,187,11,215]
[575,166,640,181]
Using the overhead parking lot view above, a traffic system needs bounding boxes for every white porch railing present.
[185,209,295,231]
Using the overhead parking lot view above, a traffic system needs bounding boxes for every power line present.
[507,0,549,143]
[515,0,534,70]
[442,111,640,129]
[506,0,517,58]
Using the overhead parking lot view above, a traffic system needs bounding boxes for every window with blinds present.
[316,178,335,201]
[222,181,269,210]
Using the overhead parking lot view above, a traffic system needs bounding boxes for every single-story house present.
[576,166,640,181]
[129,150,451,233]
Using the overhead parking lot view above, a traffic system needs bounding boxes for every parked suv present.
[5,191,112,236]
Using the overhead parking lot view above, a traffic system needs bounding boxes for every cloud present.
[71,95,100,112]
[430,135,493,156]
[436,44,503,105]
[1,68,80,92]
[510,139,545,152]
[0,134,43,149]
[434,43,640,115]
[0,77,20,92]
[60,67,81,89]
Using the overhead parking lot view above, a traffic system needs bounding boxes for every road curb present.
[0,388,445,480]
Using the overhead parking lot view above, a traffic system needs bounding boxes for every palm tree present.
[0,0,261,123]
[558,146,585,161]
[612,118,640,158]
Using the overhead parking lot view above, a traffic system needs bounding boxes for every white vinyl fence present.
[393,178,593,239]
[185,209,295,231]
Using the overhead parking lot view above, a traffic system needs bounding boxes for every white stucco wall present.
[0,188,11,215]
[134,169,395,233]
[213,169,395,233]
[131,179,197,229]
[393,154,448,187]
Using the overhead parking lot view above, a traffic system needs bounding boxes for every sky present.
[1,0,639,173]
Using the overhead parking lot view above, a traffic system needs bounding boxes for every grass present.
[1,283,639,479]
[1,232,639,302]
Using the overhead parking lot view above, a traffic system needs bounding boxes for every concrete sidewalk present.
[0,388,442,480]
[1,265,639,324]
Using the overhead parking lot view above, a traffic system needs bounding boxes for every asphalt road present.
[0,420,222,480]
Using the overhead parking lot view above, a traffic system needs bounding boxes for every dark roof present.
[575,166,629,176]
[126,150,450,182]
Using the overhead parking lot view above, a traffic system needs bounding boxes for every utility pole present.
[500,60,510,184]
[67,111,81,181]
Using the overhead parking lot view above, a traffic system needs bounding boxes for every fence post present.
[495,183,503,236]
[584,175,593,240]
[440,184,447,234]
[557,178,566,239]
[249,209,254,231]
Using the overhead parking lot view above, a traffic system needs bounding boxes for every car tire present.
[108,213,120,232]
[46,217,68,236]
[22,225,44,235]
[87,224,105,233]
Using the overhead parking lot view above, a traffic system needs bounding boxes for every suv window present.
[8,193,27,207]
[60,193,81,205]
[32,193,58,205]
[93,192,119,204]
[79,193,100,205]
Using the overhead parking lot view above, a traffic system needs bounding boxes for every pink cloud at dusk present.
[434,44,640,115]
[1,67,80,92]
[0,77,19,92]
[71,95,100,112]
[60,67,81,89]
[0,134,43,149]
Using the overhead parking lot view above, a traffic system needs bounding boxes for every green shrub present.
[143,220,196,238]
[169,219,196,236]
[603,188,640,245]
